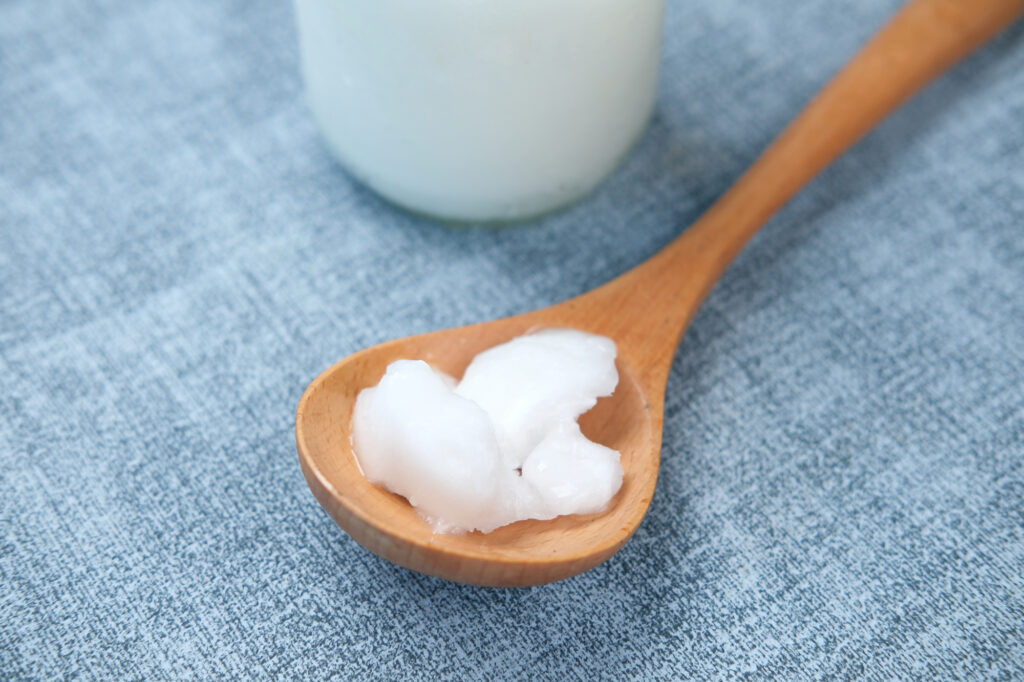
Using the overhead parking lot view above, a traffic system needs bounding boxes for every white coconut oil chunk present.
[351,329,623,533]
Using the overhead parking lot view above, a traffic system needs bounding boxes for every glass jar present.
[294,0,666,222]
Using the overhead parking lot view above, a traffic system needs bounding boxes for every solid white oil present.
[294,0,666,222]
[351,330,623,533]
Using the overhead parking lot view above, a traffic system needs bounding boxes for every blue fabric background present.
[2,0,1023,678]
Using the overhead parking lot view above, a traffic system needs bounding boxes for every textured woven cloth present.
[3,0,1023,678]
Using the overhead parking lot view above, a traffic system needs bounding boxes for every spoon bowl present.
[296,0,1024,586]
[296,310,663,586]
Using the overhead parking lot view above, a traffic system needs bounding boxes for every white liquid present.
[352,330,623,533]
[294,0,665,222]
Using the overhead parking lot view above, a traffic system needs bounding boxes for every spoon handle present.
[605,0,1024,376]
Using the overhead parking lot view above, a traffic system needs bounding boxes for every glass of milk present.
[294,0,666,223]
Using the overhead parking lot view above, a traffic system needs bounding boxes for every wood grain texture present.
[296,0,1024,587]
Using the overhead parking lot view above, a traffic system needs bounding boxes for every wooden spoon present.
[296,0,1024,587]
